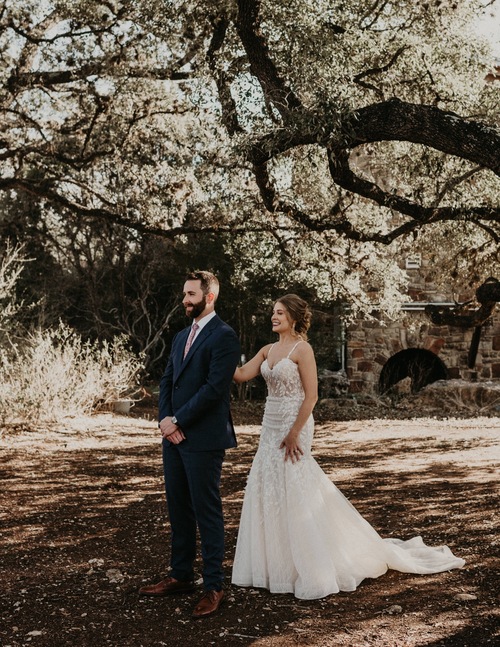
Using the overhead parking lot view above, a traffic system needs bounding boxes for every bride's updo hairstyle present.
[276,294,311,341]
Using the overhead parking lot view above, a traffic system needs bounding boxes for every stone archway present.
[378,348,449,394]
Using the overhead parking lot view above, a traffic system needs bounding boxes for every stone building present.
[345,255,500,394]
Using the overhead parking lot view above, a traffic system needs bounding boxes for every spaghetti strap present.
[286,340,302,358]
[267,343,277,359]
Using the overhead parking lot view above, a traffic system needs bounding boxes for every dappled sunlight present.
[1,414,498,646]
[312,417,499,487]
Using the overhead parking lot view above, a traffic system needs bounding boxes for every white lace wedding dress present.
[231,352,465,600]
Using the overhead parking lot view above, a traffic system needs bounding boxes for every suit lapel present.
[174,316,220,381]
[173,327,191,382]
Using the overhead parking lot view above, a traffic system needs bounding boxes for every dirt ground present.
[1,401,499,647]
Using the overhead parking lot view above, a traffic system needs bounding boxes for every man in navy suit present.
[139,271,241,619]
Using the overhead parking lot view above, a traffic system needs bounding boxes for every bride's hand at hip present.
[280,433,303,463]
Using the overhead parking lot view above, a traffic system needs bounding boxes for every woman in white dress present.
[231,294,465,600]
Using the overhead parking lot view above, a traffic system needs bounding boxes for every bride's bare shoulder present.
[261,343,273,357]
[294,340,315,360]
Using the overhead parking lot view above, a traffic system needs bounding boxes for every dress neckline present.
[266,341,302,370]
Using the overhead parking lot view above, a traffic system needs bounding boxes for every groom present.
[139,271,241,619]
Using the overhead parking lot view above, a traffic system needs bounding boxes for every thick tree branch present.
[235,0,302,118]
[249,100,500,174]
[244,98,500,243]
[425,277,499,327]
[328,148,499,228]
[7,64,191,92]
[207,14,244,135]
[252,161,343,231]
[352,100,500,174]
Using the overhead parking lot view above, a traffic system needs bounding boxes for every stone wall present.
[345,260,500,393]
[346,311,500,393]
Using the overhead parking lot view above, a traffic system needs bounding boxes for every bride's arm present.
[280,343,318,461]
[233,344,271,383]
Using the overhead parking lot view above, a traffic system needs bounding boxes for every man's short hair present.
[185,270,219,299]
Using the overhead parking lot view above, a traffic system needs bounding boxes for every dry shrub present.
[0,323,145,425]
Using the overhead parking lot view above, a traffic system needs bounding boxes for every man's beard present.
[186,295,206,319]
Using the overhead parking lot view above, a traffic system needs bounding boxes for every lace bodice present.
[260,358,305,400]
[257,345,314,462]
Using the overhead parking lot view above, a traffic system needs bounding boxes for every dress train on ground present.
[231,358,465,600]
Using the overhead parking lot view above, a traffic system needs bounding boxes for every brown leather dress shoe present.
[138,576,195,596]
[192,589,224,618]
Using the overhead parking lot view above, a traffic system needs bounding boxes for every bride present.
[231,294,465,600]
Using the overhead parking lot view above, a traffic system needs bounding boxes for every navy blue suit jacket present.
[158,315,241,451]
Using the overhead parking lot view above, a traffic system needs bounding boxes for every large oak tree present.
[0,0,499,315]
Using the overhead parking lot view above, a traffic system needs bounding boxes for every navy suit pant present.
[162,441,225,591]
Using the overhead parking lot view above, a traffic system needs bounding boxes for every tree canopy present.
[1,0,499,315]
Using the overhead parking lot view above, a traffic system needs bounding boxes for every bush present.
[0,323,145,425]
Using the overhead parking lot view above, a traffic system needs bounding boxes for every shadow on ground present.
[0,413,498,646]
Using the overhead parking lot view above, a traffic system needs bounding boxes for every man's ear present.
[207,292,215,303]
